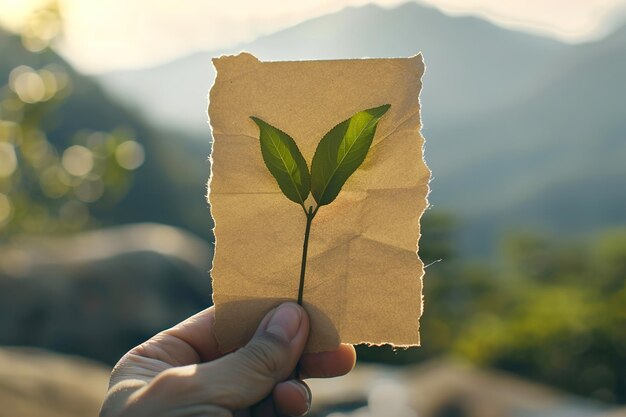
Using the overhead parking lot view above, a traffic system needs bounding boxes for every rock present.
[308,360,618,417]
[0,223,213,365]
[0,347,110,417]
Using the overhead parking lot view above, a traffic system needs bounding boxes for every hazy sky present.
[1,0,626,73]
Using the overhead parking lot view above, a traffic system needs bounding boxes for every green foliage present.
[0,6,142,238]
[484,232,626,403]
[252,105,391,305]
[250,116,310,205]
[357,217,626,404]
[311,104,390,206]
[1,5,211,241]
[252,104,390,209]
[418,211,457,264]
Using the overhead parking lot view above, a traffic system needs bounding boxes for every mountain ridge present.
[98,2,571,133]
[93,3,626,255]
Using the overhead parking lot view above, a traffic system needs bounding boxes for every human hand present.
[100,302,355,416]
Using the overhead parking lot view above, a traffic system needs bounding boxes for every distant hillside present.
[435,24,626,252]
[0,28,211,239]
[95,4,626,255]
[98,3,569,134]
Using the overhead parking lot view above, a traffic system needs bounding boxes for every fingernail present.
[287,380,311,416]
[266,303,302,343]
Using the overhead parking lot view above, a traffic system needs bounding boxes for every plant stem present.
[297,206,315,305]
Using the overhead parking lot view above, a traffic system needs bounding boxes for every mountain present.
[436,23,626,252]
[97,4,626,256]
[98,3,569,134]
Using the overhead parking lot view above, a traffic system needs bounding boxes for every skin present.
[100,302,356,417]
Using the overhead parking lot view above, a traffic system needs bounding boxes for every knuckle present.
[150,369,178,391]
[149,367,193,395]
[238,333,291,380]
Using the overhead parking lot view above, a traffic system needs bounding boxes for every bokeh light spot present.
[115,140,145,170]
[9,66,47,103]
[38,68,58,100]
[62,145,93,176]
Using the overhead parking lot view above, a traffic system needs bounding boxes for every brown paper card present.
[207,52,429,353]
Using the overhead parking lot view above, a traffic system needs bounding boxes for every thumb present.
[196,302,309,410]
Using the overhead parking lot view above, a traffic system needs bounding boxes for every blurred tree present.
[357,210,463,364]
[452,229,626,404]
[0,1,143,239]
[357,214,626,404]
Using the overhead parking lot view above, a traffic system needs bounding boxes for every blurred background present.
[1,0,625,416]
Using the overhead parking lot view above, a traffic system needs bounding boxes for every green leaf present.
[251,116,311,205]
[310,104,390,206]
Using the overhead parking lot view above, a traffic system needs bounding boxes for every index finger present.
[128,306,222,367]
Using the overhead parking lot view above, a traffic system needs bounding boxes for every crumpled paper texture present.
[208,52,429,353]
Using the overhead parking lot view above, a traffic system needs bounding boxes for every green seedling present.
[251,104,390,305]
